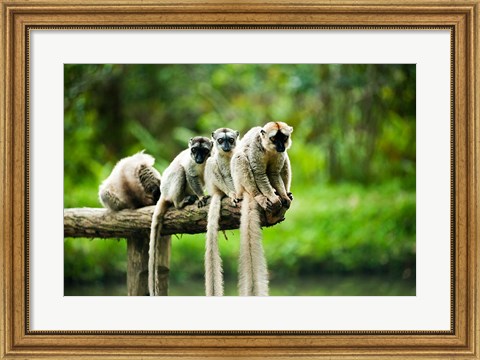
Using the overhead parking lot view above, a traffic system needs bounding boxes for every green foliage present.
[64,64,415,196]
[64,182,415,295]
[170,182,415,282]
[64,64,416,295]
[64,238,127,285]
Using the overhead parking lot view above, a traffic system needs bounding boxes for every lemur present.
[202,128,240,296]
[148,137,213,296]
[98,151,161,211]
[230,122,293,296]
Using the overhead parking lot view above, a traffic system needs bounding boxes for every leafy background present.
[64,64,416,296]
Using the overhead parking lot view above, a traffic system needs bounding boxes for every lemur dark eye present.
[191,148,197,153]
[228,138,234,144]
[270,136,276,142]
[218,138,224,144]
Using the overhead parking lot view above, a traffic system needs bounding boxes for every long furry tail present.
[148,197,168,296]
[205,193,224,296]
[238,193,269,296]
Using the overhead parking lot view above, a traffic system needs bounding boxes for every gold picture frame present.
[1,0,479,358]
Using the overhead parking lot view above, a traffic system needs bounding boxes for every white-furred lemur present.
[202,128,240,296]
[148,136,213,296]
[231,121,293,296]
[98,151,161,211]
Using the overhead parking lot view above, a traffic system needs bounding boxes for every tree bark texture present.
[152,235,171,296]
[64,197,287,239]
[127,235,171,296]
[126,236,149,296]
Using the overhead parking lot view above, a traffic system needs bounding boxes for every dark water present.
[65,274,415,296]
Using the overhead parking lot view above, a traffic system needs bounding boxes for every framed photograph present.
[1,0,479,358]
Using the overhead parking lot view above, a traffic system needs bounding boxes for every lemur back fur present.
[98,151,161,211]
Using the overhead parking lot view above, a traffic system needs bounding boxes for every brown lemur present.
[98,151,161,211]
[202,128,240,296]
[230,121,293,296]
[148,137,213,296]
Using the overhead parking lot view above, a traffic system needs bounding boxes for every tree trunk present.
[127,235,171,296]
[153,235,171,296]
[127,236,149,296]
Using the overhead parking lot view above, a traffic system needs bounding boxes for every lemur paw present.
[254,195,272,211]
[183,195,198,207]
[233,198,242,206]
[273,191,293,208]
[270,198,283,213]
[280,197,292,209]
[197,195,210,208]
[229,192,241,207]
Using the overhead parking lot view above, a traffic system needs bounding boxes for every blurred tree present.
[64,64,416,294]
[64,64,415,191]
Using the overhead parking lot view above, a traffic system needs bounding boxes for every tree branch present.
[64,197,287,238]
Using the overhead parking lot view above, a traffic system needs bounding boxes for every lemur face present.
[212,128,240,153]
[260,122,293,153]
[189,136,213,164]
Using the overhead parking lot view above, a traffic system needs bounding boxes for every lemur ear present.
[211,132,215,138]
[188,138,193,146]
[260,129,266,136]
[236,131,240,138]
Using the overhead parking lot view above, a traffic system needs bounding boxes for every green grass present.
[170,182,415,281]
[64,238,127,285]
[64,182,416,294]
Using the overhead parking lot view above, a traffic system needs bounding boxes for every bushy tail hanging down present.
[148,197,168,296]
[205,193,224,296]
[238,192,269,296]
